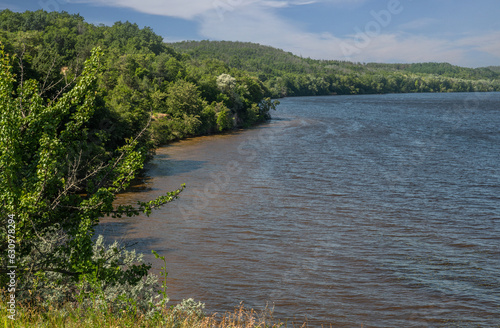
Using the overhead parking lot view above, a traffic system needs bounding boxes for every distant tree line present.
[172,40,500,98]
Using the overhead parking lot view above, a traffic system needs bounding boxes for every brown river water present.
[97,93,500,327]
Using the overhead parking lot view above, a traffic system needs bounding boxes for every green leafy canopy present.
[0,43,183,304]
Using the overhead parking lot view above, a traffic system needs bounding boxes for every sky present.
[1,0,500,67]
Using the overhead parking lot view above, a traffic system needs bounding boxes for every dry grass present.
[1,301,315,328]
[198,305,308,328]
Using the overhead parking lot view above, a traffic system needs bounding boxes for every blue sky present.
[1,0,499,67]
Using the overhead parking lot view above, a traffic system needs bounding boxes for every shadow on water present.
[96,219,171,255]
[121,176,154,193]
[119,158,208,194]
[96,218,134,237]
[148,158,208,177]
[270,117,293,121]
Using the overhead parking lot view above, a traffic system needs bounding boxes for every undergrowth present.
[1,299,313,328]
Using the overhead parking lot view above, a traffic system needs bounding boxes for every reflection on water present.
[97,93,500,327]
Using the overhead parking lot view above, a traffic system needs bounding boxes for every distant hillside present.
[173,40,335,75]
[172,40,500,97]
[487,66,500,73]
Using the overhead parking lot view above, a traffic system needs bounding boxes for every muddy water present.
[98,93,500,327]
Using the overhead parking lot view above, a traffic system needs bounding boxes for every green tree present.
[216,108,233,131]
[0,45,183,304]
[165,79,205,117]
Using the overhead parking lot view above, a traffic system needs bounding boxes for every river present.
[98,92,500,327]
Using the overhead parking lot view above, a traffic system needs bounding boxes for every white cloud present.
[199,3,342,55]
[398,18,439,31]
[73,0,216,19]
[343,34,464,64]
[199,1,500,66]
[199,2,463,63]
[73,0,500,66]
[456,31,500,58]
[72,0,359,19]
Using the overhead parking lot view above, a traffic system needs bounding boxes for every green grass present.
[1,301,318,328]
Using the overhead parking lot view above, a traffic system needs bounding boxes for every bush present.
[216,108,233,132]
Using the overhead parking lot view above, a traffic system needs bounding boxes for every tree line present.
[172,40,500,98]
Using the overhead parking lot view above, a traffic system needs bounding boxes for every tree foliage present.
[0,10,276,152]
[172,40,500,97]
[0,43,183,307]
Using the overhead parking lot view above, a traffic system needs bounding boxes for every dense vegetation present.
[487,66,500,74]
[0,9,278,321]
[0,10,278,149]
[172,40,500,97]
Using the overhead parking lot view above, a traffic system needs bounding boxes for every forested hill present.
[487,66,500,74]
[172,40,500,97]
